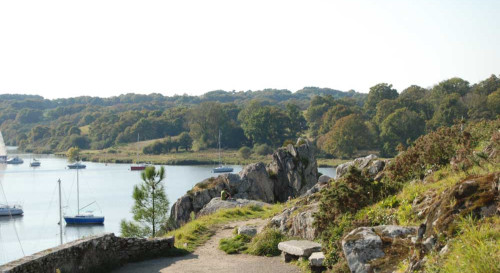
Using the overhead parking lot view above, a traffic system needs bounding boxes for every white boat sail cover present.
[0,131,7,157]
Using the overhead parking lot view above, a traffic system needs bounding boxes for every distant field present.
[62,139,347,167]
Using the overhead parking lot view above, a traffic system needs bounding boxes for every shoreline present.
[49,149,348,167]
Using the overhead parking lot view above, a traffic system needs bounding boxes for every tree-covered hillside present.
[1,74,499,158]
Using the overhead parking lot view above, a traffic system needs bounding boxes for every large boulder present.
[267,138,319,201]
[169,177,229,228]
[336,154,387,179]
[342,225,417,273]
[229,163,275,203]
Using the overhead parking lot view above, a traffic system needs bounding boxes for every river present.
[0,152,336,265]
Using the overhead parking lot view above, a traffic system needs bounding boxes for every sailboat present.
[63,168,104,225]
[213,130,233,173]
[0,204,24,216]
[131,133,149,171]
[0,131,7,164]
[30,157,41,167]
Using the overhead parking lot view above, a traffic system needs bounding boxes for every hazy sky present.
[0,0,499,99]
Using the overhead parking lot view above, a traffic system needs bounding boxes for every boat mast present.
[58,179,63,245]
[136,133,140,163]
[76,168,80,215]
[218,129,221,166]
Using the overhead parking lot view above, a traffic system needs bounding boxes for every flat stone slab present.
[278,240,321,257]
[308,252,325,267]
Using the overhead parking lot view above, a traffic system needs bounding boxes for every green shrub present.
[253,143,273,155]
[239,146,252,159]
[246,228,285,256]
[219,234,252,254]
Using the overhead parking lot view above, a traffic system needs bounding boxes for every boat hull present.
[0,208,24,216]
[30,162,41,167]
[131,165,147,171]
[6,157,24,164]
[68,163,86,169]
[213,167,233,173]
[64,215,105,225]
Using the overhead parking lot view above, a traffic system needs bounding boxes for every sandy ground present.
[112,218,302,273]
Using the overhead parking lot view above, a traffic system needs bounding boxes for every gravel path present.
[112,218,302,273]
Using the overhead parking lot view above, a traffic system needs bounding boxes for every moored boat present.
[0,204,24,216]
[64,212,104,225]
[6,156,24,165]
[30,158,41,167]
[0,131,6,163]
[131,163,148,171]
[212,130,233,173]
[68,162,86,169]
[63,168,104,225]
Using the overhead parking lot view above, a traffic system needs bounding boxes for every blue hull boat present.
[64,214,104,225]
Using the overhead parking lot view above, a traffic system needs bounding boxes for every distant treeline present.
[1,75,499,158]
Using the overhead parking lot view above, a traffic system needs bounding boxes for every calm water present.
[0,152,336,265]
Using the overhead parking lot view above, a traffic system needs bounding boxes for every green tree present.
[121,166,169,238]
[427,93,468,130]
[380,108,425,156]
[178,132,193,151]
[487,88,500,116]
[285,103,307,138]
[188,102,229,148]
[318,114,371,158]
[364,83,398,116]
[319,104,358,134]
[238,101,289,146]
[66,147,81,162]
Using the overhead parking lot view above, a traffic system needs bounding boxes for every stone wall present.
[0,233,175,273]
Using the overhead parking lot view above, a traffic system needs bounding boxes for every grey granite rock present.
[342,227,385,273]
[238,226,258,237]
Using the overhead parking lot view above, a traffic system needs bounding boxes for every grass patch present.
[166,204,283,252]
[219,234,252,254]
[290,258,312,273]
[425,215,500,273]
[246,228,286,257]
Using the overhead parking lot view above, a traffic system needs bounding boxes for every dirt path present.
[112,218,302,273]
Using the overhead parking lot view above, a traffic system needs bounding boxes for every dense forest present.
[1,74,499,158]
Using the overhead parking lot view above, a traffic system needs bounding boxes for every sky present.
[0,0,499,99]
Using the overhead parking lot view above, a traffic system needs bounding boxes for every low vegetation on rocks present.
[314,119,500,271]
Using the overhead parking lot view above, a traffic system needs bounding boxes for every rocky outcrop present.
[169,139,319,228]
[342,225,417,273]
[267,138,319,201]
[422,172,499,239]
[270,202,319,241]
[198,198,269,216]
[336,154,387,179]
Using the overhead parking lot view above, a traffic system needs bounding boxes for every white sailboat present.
[213,130,233,173]
[63,168,104,225]
[0,131,7,163]
[131,133,149,171]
